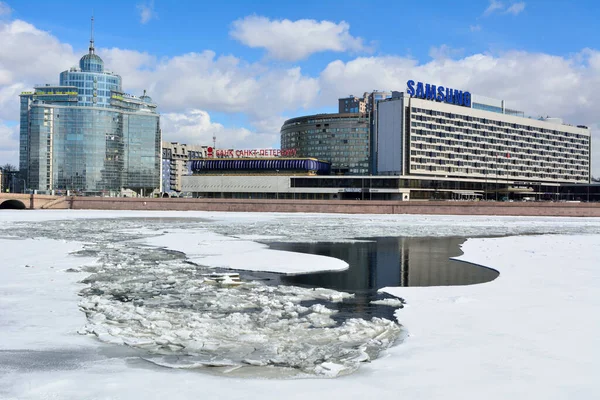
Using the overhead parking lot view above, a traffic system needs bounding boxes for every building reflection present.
[275,237,499,292]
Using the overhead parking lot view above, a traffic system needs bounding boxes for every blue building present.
[19,18,161,194]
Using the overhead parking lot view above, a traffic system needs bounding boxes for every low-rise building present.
[161,142,208,193]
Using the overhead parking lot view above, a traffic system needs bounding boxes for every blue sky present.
[3,0,598,112]
[12,0,600,67]
[1,0,599,175]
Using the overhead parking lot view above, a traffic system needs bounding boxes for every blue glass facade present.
[472,102,503,114]
[19,34,160,194]
[162,159,171,192]
[281,114,370,175]
[472,102,525,118]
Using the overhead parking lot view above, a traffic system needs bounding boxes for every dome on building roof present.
[79,16,104,72]
[80,52,104,73]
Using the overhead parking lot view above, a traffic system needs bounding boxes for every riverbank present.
[71,197,600,217]
[2,193,600,216]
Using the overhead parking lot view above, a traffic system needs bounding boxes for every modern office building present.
[274,80,592,200]
[366,91,393,173]
[185,81,591,201]
[280,113,370,174]
[291,91,393,175]
[338,91,392,115]
[161,142,208,193]
[19,19,161,195]
[376,88,590,185]
[338,94,368,114]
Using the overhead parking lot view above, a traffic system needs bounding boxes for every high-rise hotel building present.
[19,19,161,194]
[376,83,590,184]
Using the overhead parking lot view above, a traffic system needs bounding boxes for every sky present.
[1,0,599,176]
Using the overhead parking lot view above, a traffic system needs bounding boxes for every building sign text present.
[407,80,471,107]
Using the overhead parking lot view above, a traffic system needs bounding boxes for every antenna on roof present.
[89,14,95,54]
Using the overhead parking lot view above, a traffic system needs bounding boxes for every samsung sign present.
[407,80,471,107]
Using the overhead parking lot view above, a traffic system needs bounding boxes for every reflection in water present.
[268,237,499,293]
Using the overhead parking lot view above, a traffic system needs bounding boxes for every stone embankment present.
[71,197,600,217]
[2,193,599,216]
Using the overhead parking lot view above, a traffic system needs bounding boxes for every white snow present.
[0,237,98,350]
[1,209,600,399]
[139,229,349,274]
[370,298,405,307]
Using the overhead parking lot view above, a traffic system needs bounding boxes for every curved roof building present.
[280,113,370,175]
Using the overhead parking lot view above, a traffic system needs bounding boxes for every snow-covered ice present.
[1,214,398,378]
[139,229,349,274]
[1,210,600,400]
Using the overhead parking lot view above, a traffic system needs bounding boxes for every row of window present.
[412,112,587,138]
[410,107,588,137]
[285,128,369,135]
[410,122,589,148]
[410,144,589,163]
[413,128,588,150]
[410,139,588,165]
[283,117,367,126]
[61,73,120,85]
[409,149,588,164]
[411,137,589,160]
[409,164,588,181]
[410,134,588,159]
[410,156,587,173]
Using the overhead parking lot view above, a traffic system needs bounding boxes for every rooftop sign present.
[407,80,471,107]
[207,147,297,158]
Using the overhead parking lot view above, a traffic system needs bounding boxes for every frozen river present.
[1,210,600,399]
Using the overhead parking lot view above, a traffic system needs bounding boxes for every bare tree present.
[1,163,17,172]
[1,164,19,192]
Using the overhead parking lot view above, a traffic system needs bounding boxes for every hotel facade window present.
[376,92,590,184]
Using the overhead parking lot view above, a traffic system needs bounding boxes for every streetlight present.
[9,173,25,193]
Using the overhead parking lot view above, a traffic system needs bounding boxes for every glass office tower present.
[19,19,161,194]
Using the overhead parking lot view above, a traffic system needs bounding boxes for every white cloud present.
[318,51,600,123]
[0,19,77,120]
[484,0,505,16]
[506,2,526,15]
[0,18,318,154]
[161,110,278,150]
[317,50,600,175]
[109,50,320,119]
[137,1,156,24]
[484,1,526,16]
[470,25,482,32]
[0,121,18,167]
[230,16,367,61]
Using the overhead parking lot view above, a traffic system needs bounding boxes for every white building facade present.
[377,88,591,185]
